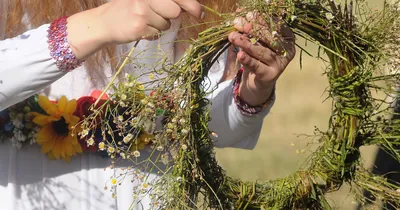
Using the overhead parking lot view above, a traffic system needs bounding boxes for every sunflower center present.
[52,117,69,136]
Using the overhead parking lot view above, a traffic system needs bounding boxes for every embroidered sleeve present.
[232,68,276,116]
[0,24,67,111]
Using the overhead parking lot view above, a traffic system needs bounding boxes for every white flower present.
[123,133,134,143]
[140,99,148,105]
[12,118,24,129]
[99,142,106,151]
[13,129,27,142]
[133,150,141,158]
[87,138,95,146]
[290,15,298,22]
[11,138,22,149]
[80,129,89,138]
[147,102,155,109]
[325,12,334,21]
[181,129,189,135]
[29,137,36,145]
[28,131,37,144]
[107,146,115,154]
[181,144,188,151]
[160,154,169,165]
[179,119,186,125]
[118,115,124,122]
[130,117,138,127]
[143,120,155,134]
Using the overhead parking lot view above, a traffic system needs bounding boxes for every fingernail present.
[240,53,246,61]
[232,33,239,40]
[246,12,254,20]
[233,17,240,25]
[201,6,205,19]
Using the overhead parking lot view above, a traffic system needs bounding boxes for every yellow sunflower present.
[32,95,82,162]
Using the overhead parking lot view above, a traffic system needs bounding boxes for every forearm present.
[67,5,109,61]
[207,78,275,149]
[239,76,275,106]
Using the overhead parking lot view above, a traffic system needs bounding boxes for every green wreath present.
[80,0,400,209]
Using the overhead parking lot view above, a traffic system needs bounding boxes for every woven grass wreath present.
[79,0,400,209]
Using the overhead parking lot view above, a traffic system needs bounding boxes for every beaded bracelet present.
[233,68,275,116]
[47,16,83,72]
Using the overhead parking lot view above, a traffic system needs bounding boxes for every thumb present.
[172,0,204,19]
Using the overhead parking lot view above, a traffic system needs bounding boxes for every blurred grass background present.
[215,0,387,209]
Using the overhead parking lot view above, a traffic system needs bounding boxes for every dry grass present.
[215,1,386,209]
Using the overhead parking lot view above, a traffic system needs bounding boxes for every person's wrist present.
[66,6,110,60]
[91,3,115,45]
[238,78,276,106]
[232,68,276,115]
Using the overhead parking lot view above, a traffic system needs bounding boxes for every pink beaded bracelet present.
[47,16,83,72]
[233,68,275,116]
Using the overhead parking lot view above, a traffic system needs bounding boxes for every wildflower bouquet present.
[80,0,400,209]
[0,95,45,148]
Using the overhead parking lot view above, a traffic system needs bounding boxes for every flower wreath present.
[0,85,159,162]
[78,0,400,209]
[2,0,400,209]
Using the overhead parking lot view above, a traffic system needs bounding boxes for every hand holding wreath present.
[229,12,296,106]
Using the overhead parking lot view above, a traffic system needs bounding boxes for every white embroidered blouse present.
[0,19,274,210]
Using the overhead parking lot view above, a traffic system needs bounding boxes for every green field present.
[215,1,388,209]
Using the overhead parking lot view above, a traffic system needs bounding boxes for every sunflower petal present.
[60,150,66,159]
[60,139,67,159]
[72,124,83,134]
[65,115,80,126]
[65,99,77,115]
[71,135,80,145]
[74,142,83,154]
[58,96,68,113]
[64,136,73,156]
[47,153,56,160]
[52,137,62,159]
[41,140,55,154]
[33,114,59,127]
[36,125,55,145]
[38,95,58,115]
[63,155,71,163]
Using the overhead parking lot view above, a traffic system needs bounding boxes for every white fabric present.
[0,20,274,209]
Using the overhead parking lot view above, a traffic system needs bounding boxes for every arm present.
[203,48,274,149]
[208,78,275,149]
[0,25,65,111]
[207,14,295,149]
[0,0,204,111]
